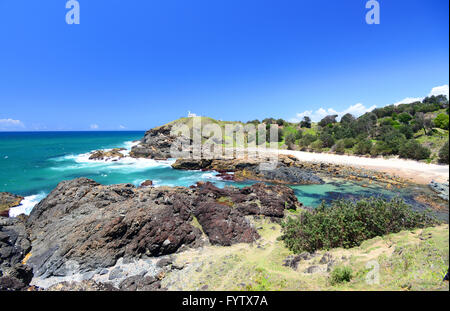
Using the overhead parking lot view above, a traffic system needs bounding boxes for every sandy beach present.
[274,150,449,185]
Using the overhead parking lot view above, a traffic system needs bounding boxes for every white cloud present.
[429,84,449,98]
[90,124,99,129]
[393,97,423,106]
[394,84,449,106]
[0,118,25,130]
[119,125,126,129]
[293,103,376,122]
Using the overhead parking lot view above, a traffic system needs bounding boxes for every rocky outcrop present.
[46,280,119,291]
[89,148,126,161]
[172,155,324,185]
[0,192,24,217]
[130,125,191,160]
[429,180,449,201]
[0,216,33,290]
[140,180,154,187]
[25,178,299,281]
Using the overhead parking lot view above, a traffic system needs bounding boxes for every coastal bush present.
[330,266,353,285]
[354,139,372,155]
[320,132,335,148]
[343,138,356,149]
[285,133,297,149]
[299,134,317,147]
[398,140,431,160]
[434,113,449,130]
[333,140,346,154]
[319,115,338,128]
[310,140,324,151]
[398,112,413,124]
[300,116,312,128]
[280,197,437,254]
[438,141,449,164]
[381,130,406,154]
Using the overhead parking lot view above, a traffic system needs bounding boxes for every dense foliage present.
[280,197,437,254]
[439,141,449,164]
[248,95,449,161]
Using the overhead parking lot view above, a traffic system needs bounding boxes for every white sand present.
[257,149,449,184]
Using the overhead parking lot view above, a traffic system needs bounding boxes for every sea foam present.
[9,193,47,217]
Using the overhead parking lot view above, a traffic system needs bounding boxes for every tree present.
[320,132,335,148]
[399,124,414,139]
[399,140,431,160]
[285,133,296,149]
[300,116,312,128]
[434,113,449,130]
[299,133,317,147]
[333,140,346,154]
[413,113,433,135]
[340,113,356,124]
[276,118,286,127]
[398,112,413,124]
[319,115,338,127]
[354,112,377,137]
[247,119,260,125]
[438,141,449,164]
[381,130,406,154]
[354,139,373,155]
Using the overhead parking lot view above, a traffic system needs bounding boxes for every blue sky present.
[0,0,448,131]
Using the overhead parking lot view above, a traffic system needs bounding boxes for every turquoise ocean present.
[0,131,431,217]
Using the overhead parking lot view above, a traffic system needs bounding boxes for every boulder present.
[24,178,300,280]
[88,148,126,161]
[140,180,154,187]
[0,216,33,290]
[0,192,24,217]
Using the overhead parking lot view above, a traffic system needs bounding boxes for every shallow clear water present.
[0,131,434,217]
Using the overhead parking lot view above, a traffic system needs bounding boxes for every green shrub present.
[343,138,356,148]
[438,141,449,164]
[310,140,324,151]
[398,140,431,160]
[354,139,372,155]
[320,132,335,148]
[398,112,413,124]
[330,266,353,285]
[333,140,346,154]
[285,133,296,147]
[280,197,437,254]
[299,134,317,147]
[434,113,449,130]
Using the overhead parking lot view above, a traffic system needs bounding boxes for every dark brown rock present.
[24,178,300,280]
[140,180,153,187]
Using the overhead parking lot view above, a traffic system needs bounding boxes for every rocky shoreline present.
[1,177,300,290]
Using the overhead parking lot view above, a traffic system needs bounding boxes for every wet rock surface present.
[429,180,449,201]
[88,148,126,161]
[173,155,325,185]
[23,177,299,286]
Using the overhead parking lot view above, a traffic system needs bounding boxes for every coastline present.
[265,149,449,185]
